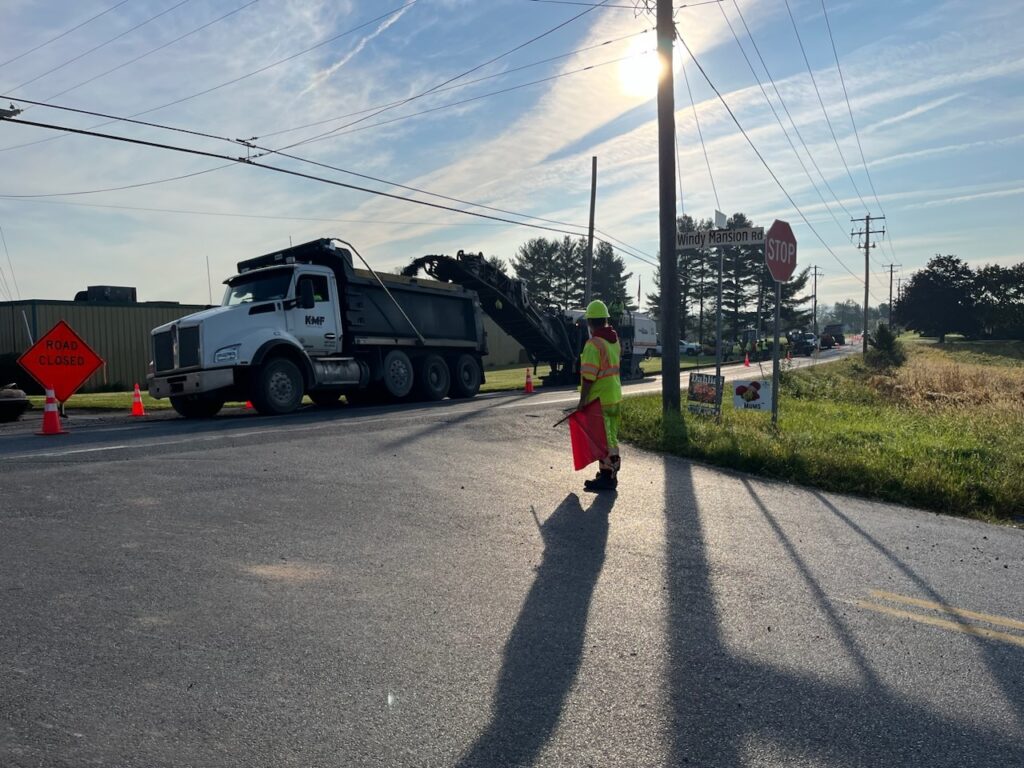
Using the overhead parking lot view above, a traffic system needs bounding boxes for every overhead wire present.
[819,0,898,264]
[718,1,849,241]
[729,0,853,221]
[780,0,868,214]
[269,0,613,154]
[675,29,883,301]
[0,0,135,71]
[6,0,194,94]
[0,1,420,154]
[41,0,261,106]
[680,60,719,211]
[0,114,659,268]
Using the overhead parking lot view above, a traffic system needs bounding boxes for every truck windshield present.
[222,268,293,306]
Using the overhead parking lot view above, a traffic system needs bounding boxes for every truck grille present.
[178,325,200,368]
[153,330,173,372]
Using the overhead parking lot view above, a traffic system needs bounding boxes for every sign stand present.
[771,282,781,426]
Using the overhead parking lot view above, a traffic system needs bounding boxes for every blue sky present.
[0,0,1021,310]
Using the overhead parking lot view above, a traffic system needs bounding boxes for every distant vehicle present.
[651,340,701,358]
[792,332,819,356]
[820,323,845,349]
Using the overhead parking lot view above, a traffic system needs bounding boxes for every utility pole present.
[883,263,901,326]
[811,265,823,335]
[851,214,885,353]
[584,156,597,304]
[657,0,679,414]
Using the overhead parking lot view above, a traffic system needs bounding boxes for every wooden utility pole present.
[851,214,885,352]
[811,265,823,335]
[584,156,597,304]
[883,263,901,326]
[657,0,679,414]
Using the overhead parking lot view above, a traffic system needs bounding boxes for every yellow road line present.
[856,600,1024,649]
[869,589,1024,632]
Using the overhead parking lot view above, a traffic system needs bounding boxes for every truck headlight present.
[214,345,240,363]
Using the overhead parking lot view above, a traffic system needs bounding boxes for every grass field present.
[619,338,1024,522]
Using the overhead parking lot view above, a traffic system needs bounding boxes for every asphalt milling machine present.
[403,251,654,386]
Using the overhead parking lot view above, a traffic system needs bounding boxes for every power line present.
[40,0,261,106]
[0,0,134,71]
[524,0,724,7]
[675,30,881,300]
[718,1,849,240]
[256,27,650,141]
[0,1,420,154]
[0,115,660,269]
[729,0,853,221]
[819,0,899,264]
[781,0,868,213]
[680,59,719,211]
[6,0,194,94]
[272,0,612,154]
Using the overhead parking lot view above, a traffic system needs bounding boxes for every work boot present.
[584,469,617,492]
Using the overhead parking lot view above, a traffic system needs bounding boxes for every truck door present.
[289,272,340,356]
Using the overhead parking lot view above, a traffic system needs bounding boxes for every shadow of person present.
[456,492,614,767]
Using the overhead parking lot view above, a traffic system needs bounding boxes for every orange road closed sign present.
[18,320,104,403]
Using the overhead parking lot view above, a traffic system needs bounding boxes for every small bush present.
[866,323,906,369]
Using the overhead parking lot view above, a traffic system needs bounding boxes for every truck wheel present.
[170,394,224,419]
[382,350,414,399]
[449,354,481,399]
[309,390,342,407]
[415,354,450,401]
[251,357,304,414]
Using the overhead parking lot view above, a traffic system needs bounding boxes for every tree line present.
[508,236,636,312]
[895,255,1024,342]
[646,213,812,343]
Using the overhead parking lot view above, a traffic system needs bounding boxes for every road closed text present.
[36,339,89,367]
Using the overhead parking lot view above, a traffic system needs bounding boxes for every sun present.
[618,34,681,98]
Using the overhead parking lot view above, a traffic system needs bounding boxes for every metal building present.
[1,297,208,394]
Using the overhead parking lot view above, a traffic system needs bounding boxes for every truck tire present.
[449,353,481,399]
[309,390,342,407]
[251,357,304,415]
[415,354,450,401]
[170,394,224,419]
[382,350,414,399]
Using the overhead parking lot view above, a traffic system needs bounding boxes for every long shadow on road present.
[664,460,1023,766]
[456,492,614,767]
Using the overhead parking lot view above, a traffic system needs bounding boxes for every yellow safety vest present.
[580,336,622,405]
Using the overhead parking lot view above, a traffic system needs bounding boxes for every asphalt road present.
[2,349,1022,767]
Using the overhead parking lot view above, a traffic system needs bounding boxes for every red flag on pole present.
[568,400,608,470]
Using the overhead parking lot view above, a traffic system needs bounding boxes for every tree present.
[720,213,760,340]
[646,215,712,339]
[591,240,634,310]
[486,256,509,275]
[511,238,560,310]
[895,254,978,342]
[552,236,584,311]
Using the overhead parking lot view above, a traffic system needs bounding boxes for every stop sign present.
[765,219,797,282]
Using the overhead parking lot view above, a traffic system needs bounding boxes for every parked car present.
[792,333,819,356]
[651,340,701,358]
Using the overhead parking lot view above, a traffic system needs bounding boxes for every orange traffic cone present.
[524,368,534,394]
[131,383,146,417]
[744,352,750,367]
[37,386,66,436]
[245,400,254,410]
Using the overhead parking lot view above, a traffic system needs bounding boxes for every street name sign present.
[677,227,765,251]
[18,320,104,402]
[765,219,797,282]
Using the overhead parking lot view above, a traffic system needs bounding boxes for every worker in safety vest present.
[577,300,622,492]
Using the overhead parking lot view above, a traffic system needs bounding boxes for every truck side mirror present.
[299,279,316,310]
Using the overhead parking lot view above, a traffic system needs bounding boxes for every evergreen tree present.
[895,254,977,342]
[511,238,560,310]
[591,240,634,310]
[720,213,761,341]
[552,236,584,311]
[486,256,509,275]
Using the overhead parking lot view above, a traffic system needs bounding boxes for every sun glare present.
[618,35,682,98]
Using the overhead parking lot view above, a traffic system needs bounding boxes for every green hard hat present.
[584,299,610,319]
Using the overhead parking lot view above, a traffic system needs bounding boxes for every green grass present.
[619,351,1024,522]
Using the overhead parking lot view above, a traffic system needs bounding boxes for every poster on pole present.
[732,380,774,412]
[687,372,724,417]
